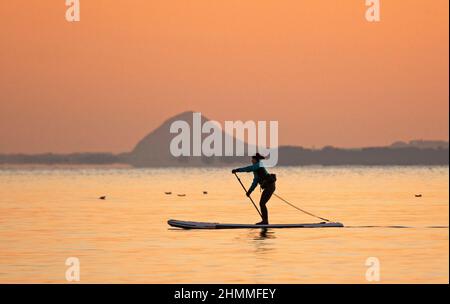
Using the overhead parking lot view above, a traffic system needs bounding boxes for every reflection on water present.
[252,229,276,255]
[256,228,275,240]
[0,166,448,283]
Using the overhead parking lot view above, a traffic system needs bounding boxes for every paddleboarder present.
[232,153,276,225]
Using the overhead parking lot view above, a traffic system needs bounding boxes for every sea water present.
[0,166,448,283]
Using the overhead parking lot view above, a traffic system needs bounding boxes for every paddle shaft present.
[234,173,263,219]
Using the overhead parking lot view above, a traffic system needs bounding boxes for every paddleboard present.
[168,219,344,229]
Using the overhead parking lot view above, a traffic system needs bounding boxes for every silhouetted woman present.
[232,153,276,225]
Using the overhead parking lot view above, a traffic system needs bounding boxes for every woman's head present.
[251,153,266,164]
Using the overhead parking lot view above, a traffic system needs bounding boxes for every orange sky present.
[0,0,448,153]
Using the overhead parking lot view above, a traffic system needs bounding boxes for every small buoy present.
[177,194,186,197]
[99,196,106,200]
[415,194,422,198]
[165,192,172,195]
[203,191,208,194]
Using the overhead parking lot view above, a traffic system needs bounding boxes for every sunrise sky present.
[0,1,448,153]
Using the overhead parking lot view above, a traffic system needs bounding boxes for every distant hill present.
[0,111,448,167]
[124,111,249,167]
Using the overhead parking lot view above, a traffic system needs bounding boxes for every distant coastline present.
[1,144,448,167]
[1,112,448,167]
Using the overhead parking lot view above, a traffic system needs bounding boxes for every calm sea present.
[0,166,448,283]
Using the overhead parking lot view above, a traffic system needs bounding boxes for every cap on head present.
[252,153,266,161]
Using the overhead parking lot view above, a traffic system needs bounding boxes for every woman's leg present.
[259,183,275,224]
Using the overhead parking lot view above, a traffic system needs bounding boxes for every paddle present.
[233,173,263,219]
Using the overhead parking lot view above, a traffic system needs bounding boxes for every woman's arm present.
[233,163,258,173]
[247,176,259,195]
